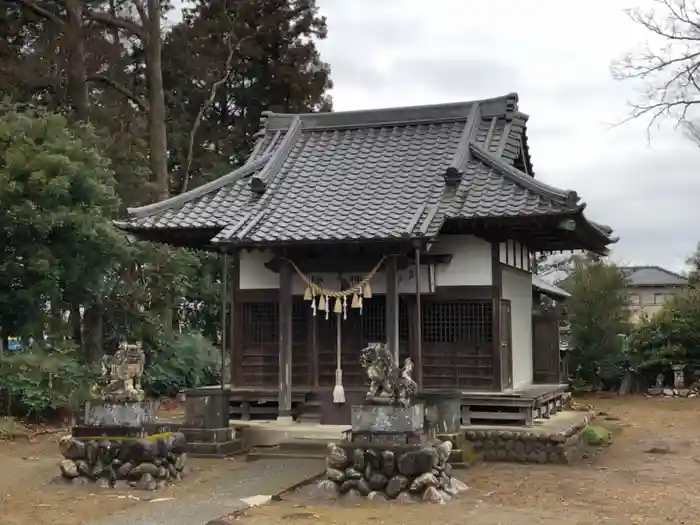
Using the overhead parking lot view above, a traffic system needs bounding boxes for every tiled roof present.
[121,93,614,247]
[621,266,688,287]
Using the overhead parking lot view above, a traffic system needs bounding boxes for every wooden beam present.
[264,253,451,274]
[385,255,400,363]
[278,259,293,419]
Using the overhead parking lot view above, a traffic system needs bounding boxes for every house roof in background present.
[621,266,688,288]
[533,274,571,299]
[118,93,616,250]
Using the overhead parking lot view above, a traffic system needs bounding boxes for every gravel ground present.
[227,395,700,525]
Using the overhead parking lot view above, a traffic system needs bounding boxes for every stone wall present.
[58,432,189,490]
[464,424,587,464]
[317,441,468,504]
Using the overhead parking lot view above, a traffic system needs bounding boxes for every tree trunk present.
[65,0,89,122]
[82,302,104,363]
[70,303,82,346]
[144,0,169,199]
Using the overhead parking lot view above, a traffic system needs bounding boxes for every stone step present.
[247,446,326,461]
[186,438,246,458]
[278,438,334,452]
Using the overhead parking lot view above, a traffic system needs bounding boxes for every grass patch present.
[581,424,612,446]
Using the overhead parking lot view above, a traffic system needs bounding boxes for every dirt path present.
[234,396,700,525]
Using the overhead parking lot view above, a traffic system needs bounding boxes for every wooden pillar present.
[220,251,228,391]
[385,255,400,363]
[229,250,240,388]
[310,312,318,388]
[278,259,293,421]
[413,245,423,391]
[491,243,504,391]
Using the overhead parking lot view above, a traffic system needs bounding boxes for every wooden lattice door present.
[421,299,494,390]
[238,298,309,387]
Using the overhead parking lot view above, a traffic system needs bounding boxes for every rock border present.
[463,418,590,464]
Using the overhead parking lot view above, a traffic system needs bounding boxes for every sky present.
[175,0,699,272]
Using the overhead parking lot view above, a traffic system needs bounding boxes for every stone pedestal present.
[350,403,426,445]
[84,400,159,427]
[181,387,245,457]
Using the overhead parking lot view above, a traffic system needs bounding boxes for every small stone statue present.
[359,343,417,406]
[100,341,146,403]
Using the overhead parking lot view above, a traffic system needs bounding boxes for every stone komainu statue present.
[100,341,146,403]
[359,342,417,406]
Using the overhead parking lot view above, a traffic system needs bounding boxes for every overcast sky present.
[175,1,698,272]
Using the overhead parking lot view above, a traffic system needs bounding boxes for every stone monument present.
[316,343,467,504]
[672,364,686,389]
[57,341,189,490]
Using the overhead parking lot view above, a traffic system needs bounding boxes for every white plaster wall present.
[239,250,278,289]
[501,267,533,389]
[238,234,493,291]
[433,235,492,286]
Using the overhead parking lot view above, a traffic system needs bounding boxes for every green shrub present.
[0,340,101,418]
[142,331,223,398]
[581,425,612,446]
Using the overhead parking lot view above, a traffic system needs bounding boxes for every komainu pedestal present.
[315,343,468,504]
[350,403,427,445]
[83,400,159,432]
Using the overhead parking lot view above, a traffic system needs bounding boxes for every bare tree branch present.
[180,23,259,193]
[86,75,149,111]
[612,0,700,138]
[13,0,63,26]
[84,9,146,39]
[132,0,148,26]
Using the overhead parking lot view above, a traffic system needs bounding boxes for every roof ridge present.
[260,93,520,132]
[469,143,580,206]
[262,92,519,120]
[126,152,273,219]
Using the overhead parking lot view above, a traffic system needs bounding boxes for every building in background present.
[622,266,688,322]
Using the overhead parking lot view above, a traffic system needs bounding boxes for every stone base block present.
[72,423,182,439]
[84,400,159,428]
[184,387,230,429]
[181,426,235,444]
[350,430,428,446]
[351,403,425,433]
[186,439,246,457]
